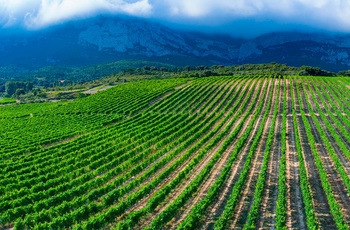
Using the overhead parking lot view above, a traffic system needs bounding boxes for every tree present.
[300,66,334,76]
[14,88,25,98]
[5,82,16,96]
[5,81,34,96]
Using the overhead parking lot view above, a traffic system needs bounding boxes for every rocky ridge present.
[1,16,350,71]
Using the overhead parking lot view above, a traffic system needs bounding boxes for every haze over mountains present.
[1,16,350,72]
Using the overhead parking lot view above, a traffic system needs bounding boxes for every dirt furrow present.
[150,82,193,111]
[119,79,260,228]
[148,81,263,212]
[299,83,309,114]
[229,117,270,229]
[327,81,350,111]
[296,116,337,228]
[285,80,306,230]
[199,80,241,115]
[201,118,261,230]
[90,82,243,229]
[135,117,244,227]
[321,80,350,113]
[214,79,245,112]
[311,82,350,145]
[154,114,243,212]
[255,79,283,229]
[306,115,350,226]
[194,81,232,114]
[190,83,223,113]
[201,114,265,230]
[286,115,307,229]
[316,117,350,175]
[228,79,275,229]
[122,82,245,200]
[148,91,174,107]
[303,81,350,225]
[295,81,336,228]
[196,79,270,229]
[165,80,271,229]
[118,108,235,216]
[323,115,350,148]
[183,79,226,113]
[167,118,253,229]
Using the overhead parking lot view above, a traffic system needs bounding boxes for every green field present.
[0,98,16,105]
[1,75,350,229]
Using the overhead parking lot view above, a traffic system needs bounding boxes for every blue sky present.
[1,0,350,37]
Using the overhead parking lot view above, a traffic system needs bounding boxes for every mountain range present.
[1,16,350,72]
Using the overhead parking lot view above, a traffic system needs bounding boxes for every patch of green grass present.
[0,97,16,105]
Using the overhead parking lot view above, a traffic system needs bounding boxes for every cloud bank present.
[0,0,349,35]
[154,0,350,32]
[0,0,152,29]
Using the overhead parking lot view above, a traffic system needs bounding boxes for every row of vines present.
[0,75,349,229]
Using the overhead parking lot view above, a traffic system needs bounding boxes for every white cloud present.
[0,0,152,29]
[152,0,263,18]
[150,0,350,32]
[0,0,349,34]
[0,0,40,27]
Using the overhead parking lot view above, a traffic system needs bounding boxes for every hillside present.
[1,75,350,229]
[0,63,337,102]
[1,16,350,73]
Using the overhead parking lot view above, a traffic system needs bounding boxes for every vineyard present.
[1,75,350,229]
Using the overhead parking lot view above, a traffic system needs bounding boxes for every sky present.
[0,0,350,37]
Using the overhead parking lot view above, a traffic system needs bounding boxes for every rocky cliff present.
[1,16,349,71]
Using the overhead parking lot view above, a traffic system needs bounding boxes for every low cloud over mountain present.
[1,0,350,37]
[0,16,349,71]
